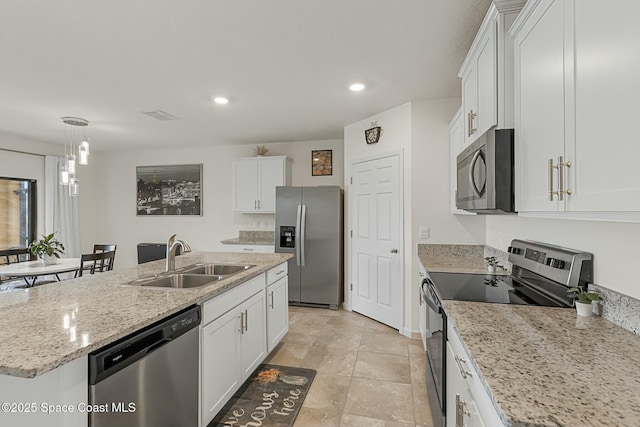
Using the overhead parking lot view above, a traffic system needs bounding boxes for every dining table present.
[0,258,81,286]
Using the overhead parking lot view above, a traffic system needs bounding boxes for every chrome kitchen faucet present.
[166,234,192,272]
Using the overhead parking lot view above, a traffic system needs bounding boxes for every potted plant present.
[484,256,502,273]
[29,233,65,265]
[568,286,601,317]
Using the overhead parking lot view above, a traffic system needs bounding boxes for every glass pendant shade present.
[67,154,77,174]
[79,143,89,165]
[60,165,69,185]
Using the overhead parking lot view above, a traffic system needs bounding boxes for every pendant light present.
[60,117,90,196]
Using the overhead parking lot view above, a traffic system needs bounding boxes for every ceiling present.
[0,0,491,152]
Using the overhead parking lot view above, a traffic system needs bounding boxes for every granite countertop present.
[0,252,291,378]
[221,230,275,246]
[445,301,640,427]
[418,244,510,275]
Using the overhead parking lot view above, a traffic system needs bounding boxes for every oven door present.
[456,140,488,211]
[422,279,446,427]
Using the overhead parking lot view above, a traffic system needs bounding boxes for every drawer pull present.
[454,355,473,378]
[276,269,285,275]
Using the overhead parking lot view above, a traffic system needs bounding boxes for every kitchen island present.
[0,251,291,427]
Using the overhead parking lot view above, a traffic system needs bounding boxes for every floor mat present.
[209,364,317,427]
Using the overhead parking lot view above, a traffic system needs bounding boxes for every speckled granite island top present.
[444,301,640,427]
[0,252,291,378]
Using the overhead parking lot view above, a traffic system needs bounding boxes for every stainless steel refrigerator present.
[275,186,343,309]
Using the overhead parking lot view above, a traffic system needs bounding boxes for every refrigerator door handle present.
[295,204,302,266]
[300,204,307,267]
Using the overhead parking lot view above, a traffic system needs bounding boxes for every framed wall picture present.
[136,164,202,216]
[311,150,332,176]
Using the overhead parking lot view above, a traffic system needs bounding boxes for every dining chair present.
[93,244,116,269]
[0,247,36,287]
[77,251,116,277]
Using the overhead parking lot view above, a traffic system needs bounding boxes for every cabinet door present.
[568,0,640,211]
[201,309,242,426]
[446,342,469,427]
[267,276,289,353]
[476,22,497,136]
[449,108,476,215]
[514,0,565,211]
[233,159,258,212]
[240,290,267,380]
[257,157,285,212]
[462,67,478,147]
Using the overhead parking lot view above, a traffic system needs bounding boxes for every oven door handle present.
[421,279,441,313]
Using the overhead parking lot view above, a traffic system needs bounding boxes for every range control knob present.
[508,246,522,255]
[546,258,566,269]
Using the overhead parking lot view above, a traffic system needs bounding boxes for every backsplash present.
[238,230,274,243]
[591,284,640,336]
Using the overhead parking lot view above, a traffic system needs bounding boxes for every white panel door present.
[568,0,640,211]
[232,159,258,212]
[351,154,402,330]
[514,0,565,211]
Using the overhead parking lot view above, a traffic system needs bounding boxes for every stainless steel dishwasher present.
[88,305,201,427]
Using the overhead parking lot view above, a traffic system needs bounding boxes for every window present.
[0,177,37,250]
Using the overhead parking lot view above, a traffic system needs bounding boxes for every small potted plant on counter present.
[29,232,65,265]
[484,256,502,273]
[568,286,601,317]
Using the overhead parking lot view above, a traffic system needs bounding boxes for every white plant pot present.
[575,301,593,317]
[41,254,58,266]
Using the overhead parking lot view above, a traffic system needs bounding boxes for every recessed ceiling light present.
[349,83,365,92]
[213,97,229,105]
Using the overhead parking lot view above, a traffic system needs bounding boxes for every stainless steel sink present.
[177,263,255,276]
[127,274,224,289]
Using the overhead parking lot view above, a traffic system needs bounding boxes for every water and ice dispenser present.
[279,226,295,248]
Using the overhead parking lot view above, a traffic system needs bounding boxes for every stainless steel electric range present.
[419,240,594,427]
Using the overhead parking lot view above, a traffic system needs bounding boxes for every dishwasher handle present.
[89,305,201,385]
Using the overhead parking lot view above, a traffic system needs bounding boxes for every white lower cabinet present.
[266,275,289,353]
[221,244,275,253]
[446,324,504,427]
[200,275,267,426]
[200,264,289,427]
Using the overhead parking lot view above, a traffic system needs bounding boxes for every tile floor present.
[265,306,432,427]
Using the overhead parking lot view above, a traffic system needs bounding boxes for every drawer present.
[221,244,274,253]
[266,262,288,286]
[202,273,265,326]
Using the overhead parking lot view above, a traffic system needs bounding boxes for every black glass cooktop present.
[427,272,571,307]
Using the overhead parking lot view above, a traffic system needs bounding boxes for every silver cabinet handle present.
[238,313,244,334]
[455,394,470,427]
[454,355,472,378]
[390,248,398,254]
[269,291,274,309]
[548,158,556,201]
[276,269,285,275]
[468,110,477,137]
[242,248,255,252]
[244,309,248,332]
[558,155,572,199]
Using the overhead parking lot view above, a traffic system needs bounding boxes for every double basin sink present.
[126,263,255,289]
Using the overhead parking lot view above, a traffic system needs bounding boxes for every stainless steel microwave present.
[456,128,515,214]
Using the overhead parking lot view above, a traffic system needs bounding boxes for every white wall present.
[344,103,413,333]
[344,100,486,337]
[93,139,343,268]
[486,216,640,299]
[410,98,486,331]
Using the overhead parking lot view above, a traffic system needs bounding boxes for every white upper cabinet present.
[459,2,523,148]
[512,0,640,213]
[449,107,475,215]
[232,156,289,213]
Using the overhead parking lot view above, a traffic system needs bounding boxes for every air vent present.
[141,110,178,121]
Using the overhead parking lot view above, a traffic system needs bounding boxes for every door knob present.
[390,248,398,254]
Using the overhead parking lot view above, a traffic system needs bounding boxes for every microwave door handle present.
[469,150,486,198]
